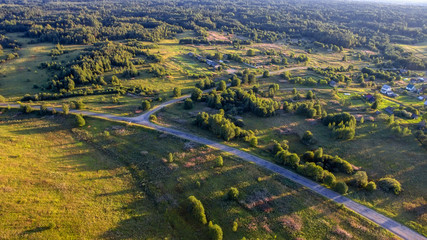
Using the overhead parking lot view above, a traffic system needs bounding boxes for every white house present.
[406,84,415,92]
[380,85,392,94]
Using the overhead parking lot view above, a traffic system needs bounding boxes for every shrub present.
[75,114,86,127]
[187,196,207,224]
[0,95,5,103]
[208,221,223,240]
[149,115,157,122]
[141,100,151,111]
[302,151,315,162]
[366,181,377,191]
[301,130,315,145]
[297,162,324,181]
[232,221,238,232]
[323,171,336,187]
[168,153,174,163]
[21,104,33,114]
[184,98,194,109]
[334,181,348,194]
[173,87,181,97]
[228,187,239,200]
[250,136,258,147]
[378,178,401,195]
[39,103,49,115]
[216,156,223,167]
[191,88,203,101]
[352,171,368,188]
[62,104,69,115]
[285,153,300,169]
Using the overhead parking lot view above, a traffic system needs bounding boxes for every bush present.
[21,104,33,114]
[208,221,223,240]
[334,181,348,194]
[232,221,238,232]
[184,98,194,109]
[378,178,401,195]
[216,156,223,167]
[149,115,157,122]
[141,100,151,111]
[301,130,315,145]
[188,196,207,224]
[75,114,86,127]
[228,187,239,200]
[168,153,174,163]
[285,153,300,169]
[366,181,377,191]
[62,104,70,115]
[173,87,181,97]
[302,151,315,162]
[191,88,203,101]
[323,171,336,187]
[351,171,368,188]
[250,136,258,147]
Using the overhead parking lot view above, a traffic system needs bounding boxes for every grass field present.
[0,33,84,99]
[0,109,396,239]
[154,92,427,236]
[397,41,427,62]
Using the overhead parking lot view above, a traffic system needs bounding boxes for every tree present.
[173,87,181,97]
[246,49,255,56]
[168,153,174,162]
[292,88,298,95]
[111,75,121,86]
[306,90,314,99]
[62,104,69,115]
[141,100,151,111]
[366,181,377,191]
[263,70,270,78]
[371,99,379,110]
[0,95,5,103]
[216,156,223,167]
[208,221,223,240]
[191,88,203,101]
[75,114,86,127]
[218,80,227,91]
[314,147,323,161]
[334,181,348,194]
[228,187,239,200]
[324,171,336,187]
[188,196,207,224]
[184,98,194,109]
[248,74,256,84]
[352,171,368,188]
[301,130,315,145]
[250,137,258,147]
[378,178,401,195]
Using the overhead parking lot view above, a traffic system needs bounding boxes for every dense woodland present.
[0,0,425,70]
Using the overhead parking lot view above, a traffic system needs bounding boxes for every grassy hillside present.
[0,109,395,239]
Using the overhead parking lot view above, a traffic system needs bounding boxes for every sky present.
[353,0,427,5]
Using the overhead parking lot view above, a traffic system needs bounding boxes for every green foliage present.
[263,70,270,78]
[232,221,238,232]
[173,87,181,97]
[191,88,203,101]
[352,171,368,188]
[301,130,315,145]
[149,115,157,122]
[184,98,194,109]
[168,153,174,163]
[334,181,348,194]
[250,136,258,147]
[366,181,377,191]
[208,221,223,240]
[246,49,256,56]
[0,95,5,103]
[75,114,86,127]
[218,80,227,91]
[297,162,324,181]
[378,178,401,195]
[20,104,33,114]
[141,100,151,111]
[216,156,223,167]
[187,196,207,225]
[323,171,336,187]
[228,187,239,200]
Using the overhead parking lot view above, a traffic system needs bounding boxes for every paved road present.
[1,96,426,240]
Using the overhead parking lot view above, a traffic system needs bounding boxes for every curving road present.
[1,92,426,240]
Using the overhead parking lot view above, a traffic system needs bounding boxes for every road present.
[1,93,426,240]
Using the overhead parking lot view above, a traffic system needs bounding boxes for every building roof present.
[382,84,391,89]
[384,106,394,115]
[407,84,415,89]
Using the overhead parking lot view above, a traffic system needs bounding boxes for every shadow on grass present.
[21,226,52,235]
